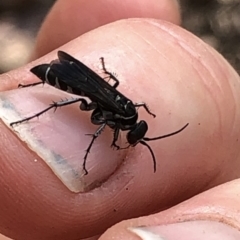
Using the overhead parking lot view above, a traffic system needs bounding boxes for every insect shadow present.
[10,51,189,174]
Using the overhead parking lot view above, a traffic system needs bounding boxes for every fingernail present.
[0,87,125,193]
[129,227,165,240]
[129,220,240,240]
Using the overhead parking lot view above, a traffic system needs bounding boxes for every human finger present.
[100,179,240,240]
[1,19,240,240]
[32,0,181,58]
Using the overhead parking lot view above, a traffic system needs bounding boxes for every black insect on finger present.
[10,51,189,175]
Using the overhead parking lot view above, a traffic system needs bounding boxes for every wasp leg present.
[83,123,106,175]
[134,102,156,118]
[18,81,43,88]
[10,98,94,126]
[100,57,119,88]
[111,127,121,150]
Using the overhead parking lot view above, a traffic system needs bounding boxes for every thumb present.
[100,179,240,240]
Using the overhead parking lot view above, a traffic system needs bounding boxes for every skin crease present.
[1,1,240,240]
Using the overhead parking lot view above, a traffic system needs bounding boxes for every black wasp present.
[10,51,189,174]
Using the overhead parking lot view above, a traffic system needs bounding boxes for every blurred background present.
[0,0,55,73]
[181,0,240,74]
[0,0,240,239]
[0,0,240,74]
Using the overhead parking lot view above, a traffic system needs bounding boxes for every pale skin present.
[1,0,240,240]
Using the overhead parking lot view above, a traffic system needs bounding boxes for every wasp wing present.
[49,51,125,114]
[57,51,118,91]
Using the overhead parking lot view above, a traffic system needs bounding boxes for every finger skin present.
[100,179,240,239]
[0,234,11,240]
[1,19,240,240]
[32,0,181,58]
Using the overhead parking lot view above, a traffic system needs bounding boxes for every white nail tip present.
[129,227,166,240]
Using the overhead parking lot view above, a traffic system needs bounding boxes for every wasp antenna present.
[143,123,189,142]
[139,140,156,172]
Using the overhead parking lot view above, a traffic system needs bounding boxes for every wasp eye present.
[127,121,148,145]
